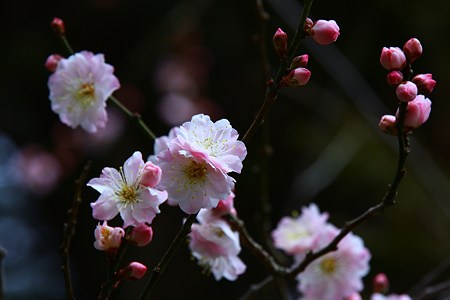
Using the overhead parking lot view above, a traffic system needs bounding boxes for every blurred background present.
[1,0,450,299]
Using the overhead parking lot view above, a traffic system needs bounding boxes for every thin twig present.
[138,213,198,300]
[242,0,314,143]
[414,279,450,300]
[60,161,92,300]
[97,227,134,300]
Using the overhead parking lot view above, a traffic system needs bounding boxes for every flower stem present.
[138,213,198,300]
[242,0,314,144]
[60,161,92,300]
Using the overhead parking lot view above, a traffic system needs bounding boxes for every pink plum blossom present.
[93,221,124,251]
[380,47,407,70]
[88,151,168,227]
[271,203,329,256]
[310,20,340,45]
[47,51,120,133]
[297,225,371,300]
[189,215,246,281]
[151,114,247,214]
[395,81,417,102]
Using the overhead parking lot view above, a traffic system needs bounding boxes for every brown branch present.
[60,161,92,300]
[242,0,314,144]
[414,279,450,300]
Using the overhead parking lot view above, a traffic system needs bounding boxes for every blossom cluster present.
[272,204,371,300]
[378,38,436,133]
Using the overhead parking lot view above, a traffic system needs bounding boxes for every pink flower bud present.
[130,224,153,246]
[282,68,311,87]
[139,162,162,188]
[94,221,124,251]
[373,273,389,293]
[403,38,422,63]
[212,192,237,216]
[412,73,436,95]
[120,262,147,280]
[379,115,397,135]
[290,54,309,69]
[50,17,65,35]
[273,28,288,57]
[45,54,63,72]
[386,70,403,86]
[396,81,417,102]
[380,47,407,70]
[310,20,340,45]
[399,95,432,129]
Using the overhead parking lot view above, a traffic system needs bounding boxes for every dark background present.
[1,0,450,299]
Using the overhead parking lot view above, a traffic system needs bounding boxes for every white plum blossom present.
[271,203,329,256]
[297,225,371,300]
[189,210,246,281]
[151,114,247,214]
[88,151,167,228]
[47,51,120,132]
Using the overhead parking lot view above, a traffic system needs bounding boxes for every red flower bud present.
[273,28,288,57]
[403,38,422,63]
[51,17,65,36]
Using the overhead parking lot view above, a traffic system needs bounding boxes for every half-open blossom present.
[380,47,407,70]
[189,217,246,281]
[397,95,432,129]
[93,221,124,251]
[297,225,371,300]
[396,81,417,102]
[403,38,422,63]
[88,151,167,227]
[310,20,340,45]
[272,203,329,256]
[151,114,247,214]
[48,51,120,133]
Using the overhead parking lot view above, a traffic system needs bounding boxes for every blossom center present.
[117,185,138,204]
[101,227,112,239]
[75,83,96,108]
[184,161,207,184]
[320,257,337,274]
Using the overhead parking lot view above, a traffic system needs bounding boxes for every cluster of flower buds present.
[379,38,436,134]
